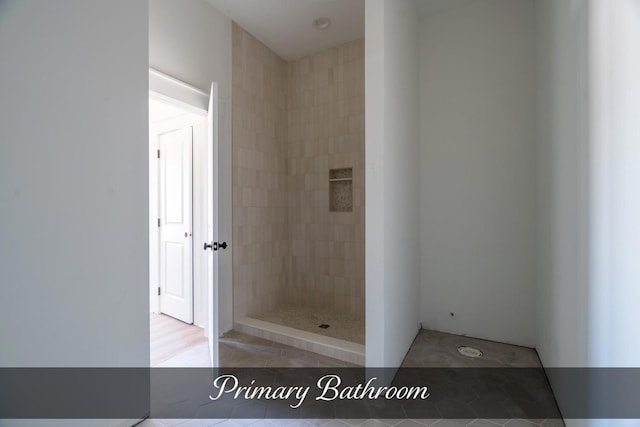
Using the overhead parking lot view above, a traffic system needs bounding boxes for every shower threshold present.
[255,304,364,344]
[234,316,365,365]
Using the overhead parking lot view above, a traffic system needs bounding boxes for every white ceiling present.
[207,0,364,61]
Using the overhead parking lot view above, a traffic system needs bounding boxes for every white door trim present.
[150,67,209,114]
[207,82,220,368]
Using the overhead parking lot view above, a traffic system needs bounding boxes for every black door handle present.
[204,242,227,251]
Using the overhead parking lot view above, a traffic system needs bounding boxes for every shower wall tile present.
[285,39,365,319]
[232,23,288,319]
[233,24,364,322]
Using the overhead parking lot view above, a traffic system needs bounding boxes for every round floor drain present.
[457,346,483,358]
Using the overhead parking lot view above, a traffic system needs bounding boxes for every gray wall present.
[0,0,149,424]
[149,0,231,100]
[0,0,148,368]
[535,0,590,371]
[537,1,640,425]
[366,0,421,367]
[418,0,537,347]
[585,0,640,370]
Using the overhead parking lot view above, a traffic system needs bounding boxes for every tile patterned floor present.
[141,328,564,427]
[138,419,565,426]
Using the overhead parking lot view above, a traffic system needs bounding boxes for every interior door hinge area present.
[157,287,161,296]
[157,149,160,159]
[157,218,161,227]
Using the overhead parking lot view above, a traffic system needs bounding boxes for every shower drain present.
[318,324,330,329]
[457,346,483,358]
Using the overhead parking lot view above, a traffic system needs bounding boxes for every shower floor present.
[253,304,365,345]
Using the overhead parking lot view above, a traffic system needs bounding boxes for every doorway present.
[149,98,202,324]
[147,69,220,368]
[149,96,208,366]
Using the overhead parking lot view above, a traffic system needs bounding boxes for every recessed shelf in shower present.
[329,168,353,212]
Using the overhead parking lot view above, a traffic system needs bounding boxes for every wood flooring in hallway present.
[150,313,207,367]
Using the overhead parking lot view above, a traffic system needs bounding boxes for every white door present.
[206,83,220,367]
[159,125,194,324]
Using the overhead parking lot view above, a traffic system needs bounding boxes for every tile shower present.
[231,22,365,362]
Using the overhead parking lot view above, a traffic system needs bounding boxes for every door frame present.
[149,68,208,334]
[148,67,232,347]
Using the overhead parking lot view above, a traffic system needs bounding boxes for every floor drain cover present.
[457,346,483,358]
[318,324,330,329]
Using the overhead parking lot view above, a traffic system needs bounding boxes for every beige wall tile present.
[233,21,364,322]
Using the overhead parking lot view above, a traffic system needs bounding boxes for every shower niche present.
[329,168,353,212]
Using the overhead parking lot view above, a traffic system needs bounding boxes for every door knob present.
[204,241,227,251]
